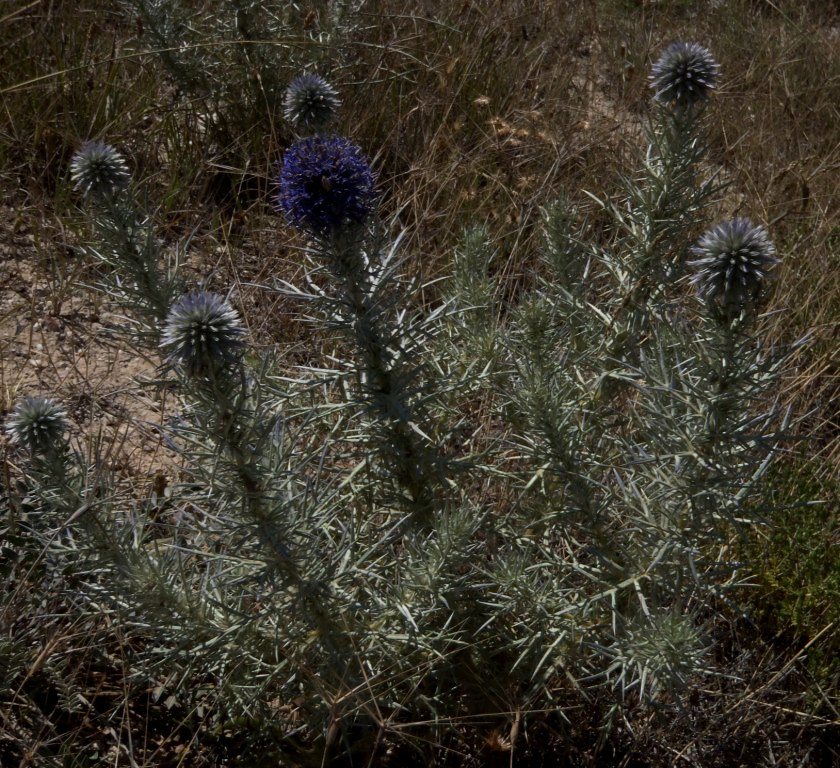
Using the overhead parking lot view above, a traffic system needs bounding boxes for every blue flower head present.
[276,136,375,236]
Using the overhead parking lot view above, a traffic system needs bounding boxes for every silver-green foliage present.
[125,0,369,140]
[6,44,795,751]
[70,141,180,331]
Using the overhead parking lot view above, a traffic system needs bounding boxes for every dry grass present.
[1,0,838,764]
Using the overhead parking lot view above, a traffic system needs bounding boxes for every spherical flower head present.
[650,42,720,110]
[690,218,779,322]
[161,292,246,377]
[5,396,68,455]
[70,141,131,199]
[284,73,341,131]
[276,135,376,237]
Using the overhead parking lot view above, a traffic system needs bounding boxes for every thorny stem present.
[327,239,441,527]
[197,367,346,651]
[98,197,171,323]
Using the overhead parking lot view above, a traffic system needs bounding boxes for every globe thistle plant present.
[276,135,375,237]
[690,218,778,322]
[650,42,720,110]
[26,35,805,760]
[5,396,68,455]
[69,141,131,200]
[161,292,246,378]
[275,133,446,524]
[284,73,341,132]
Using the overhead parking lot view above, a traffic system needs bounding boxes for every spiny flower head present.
[161,292,246,377]
[5,396,68,454]
[70,141,131,199]
[284,73,341,132]
[690,218,778,322]
[276,135,375,236]
[650,42,720,110]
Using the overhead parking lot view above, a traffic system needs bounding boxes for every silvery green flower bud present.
[283,73,341,132]
[5,396,68,455]
[650,42,720,110]
[690,218,778,322]
[69,141,131,199]
[161,292,246,377]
